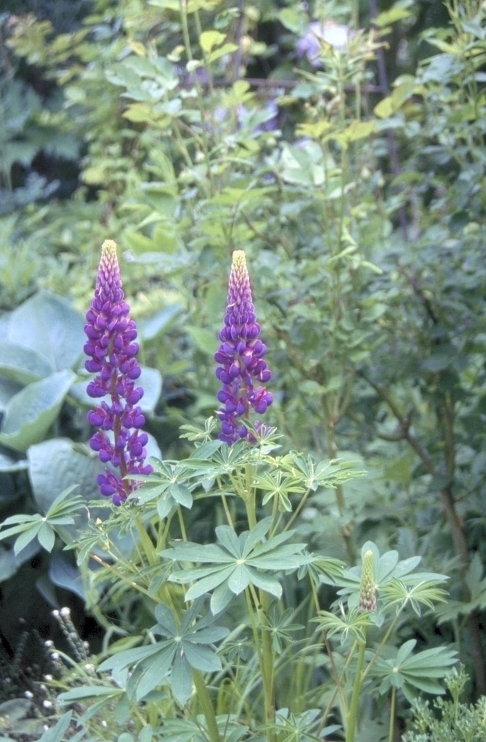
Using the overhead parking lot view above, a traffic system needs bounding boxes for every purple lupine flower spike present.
[84,240,153,505]
[215,250,273,444]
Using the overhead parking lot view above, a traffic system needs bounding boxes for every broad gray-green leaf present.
[28,437,101,517]
[0,546,17,582]
[0,449,28,472]
[49,553,85,600]
[0,370,76,452]
[8,291,85,371]
[138,304,183,340]
[0,341,53,384]
[0,378,22,411]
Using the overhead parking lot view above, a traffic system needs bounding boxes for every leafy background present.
[0,0,486,727]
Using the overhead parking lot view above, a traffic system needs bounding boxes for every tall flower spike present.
[84,240,153,505]
[215,250,273,444]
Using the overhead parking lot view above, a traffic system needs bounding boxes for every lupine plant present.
[1,245,457,742]
[215,250,273,444]
[84,239,153,505]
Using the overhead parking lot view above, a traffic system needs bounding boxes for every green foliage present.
[0,485,84,554]
[163,518,311,612]
[26,430,447,742]
[1,0,486,738]
[98,598,229,703]
[404,666,486,742]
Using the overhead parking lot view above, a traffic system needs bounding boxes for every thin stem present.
[242,470,276,742]
[192,670,222,742]
[89,553,151,597]
[309,578,347,719]
[248,583,276,742]
[178,0,215,195]
[221,492,235,528]
[345,640,366,742]
[388,686,397,742]
[281,487,312,533]
[361,610,403,683]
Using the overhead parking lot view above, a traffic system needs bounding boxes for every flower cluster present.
[215,251,273,444]
[84,240,153,505]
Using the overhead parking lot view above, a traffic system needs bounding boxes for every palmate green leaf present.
[380,578,448,614]
[373,641,457,696]
[100,600,230,702]
[315,608,374,643]
[0,484,85,555]
[284,453,366,491]
[164,520,308,610]
[45,485,83,518]
[101,599,229,702]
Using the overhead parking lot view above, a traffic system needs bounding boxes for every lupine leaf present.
[170,650,192,704]
[183,642,222,672]
[37,521,55,552]
[135,645,176,699]
[183,566,235,601]
[215,524,242,557]
[164,522,308,609]
[98,643,164,673]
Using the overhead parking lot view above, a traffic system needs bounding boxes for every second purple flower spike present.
[215,250,273,444]
[84,240,153,505]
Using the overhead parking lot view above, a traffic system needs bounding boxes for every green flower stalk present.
[359,549,376,612]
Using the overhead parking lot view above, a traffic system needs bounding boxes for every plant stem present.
[192,670,222,742]
[345,640,366,742]
[388,686,397,742]
[243,466,276,742]
[135,514,158,565]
